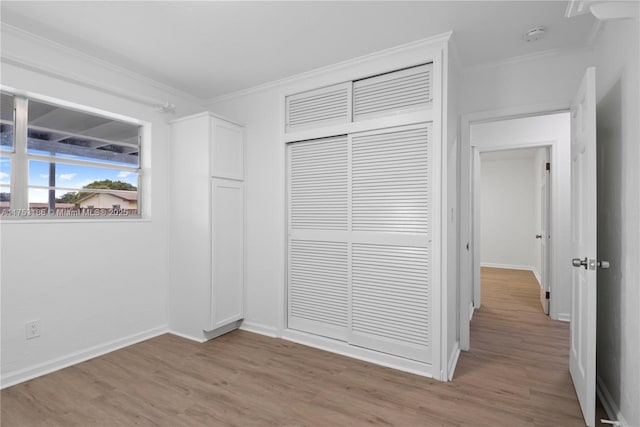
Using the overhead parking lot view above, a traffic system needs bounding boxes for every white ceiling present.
[0,1,596,100]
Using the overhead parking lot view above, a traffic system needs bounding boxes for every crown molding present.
[0,23,204,109]
[206,31,453,106]
[1,53,176,114]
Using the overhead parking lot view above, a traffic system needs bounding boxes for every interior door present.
[569,67,597,427]
[539,150,550,314]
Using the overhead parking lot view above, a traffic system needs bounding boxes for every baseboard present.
[281,328,434,379]
[447,342,461,381]
[239,321,279,338]
[532,268,542,287]
[203,320,242,340]
[1,325,168,389]
[469,302,475,321]
[480,262,537,272]
[597,375,629,427]
[167,329,206,343]
[557,313,571,322]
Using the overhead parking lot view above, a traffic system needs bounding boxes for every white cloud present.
[0,172,8,179]
[117,171,132,179]
[58,173,77,181]
[40,173,49,179]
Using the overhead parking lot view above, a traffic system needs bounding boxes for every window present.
[0,92,142,219]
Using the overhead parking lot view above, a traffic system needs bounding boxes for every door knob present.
[535,234,543,239]
[572,257,588,269]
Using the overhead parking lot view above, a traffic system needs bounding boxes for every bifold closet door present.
[287,124,432,363]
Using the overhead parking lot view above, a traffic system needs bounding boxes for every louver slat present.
[353,64,432,121]
[351,244,431,361]
[352,126,430,233]
[290,136,348,231]
[288,240,349,340]
[286,83,350,132]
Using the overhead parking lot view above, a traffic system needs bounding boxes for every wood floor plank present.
[1,267,608,426]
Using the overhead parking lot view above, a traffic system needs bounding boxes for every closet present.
[284,58,447,374]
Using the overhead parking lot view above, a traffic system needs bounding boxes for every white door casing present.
[569,67,597,427]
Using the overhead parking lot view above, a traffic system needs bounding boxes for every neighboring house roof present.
[30,202,76,209]
[76,192,137,204]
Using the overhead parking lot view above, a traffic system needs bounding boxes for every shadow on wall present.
[595,77,622,409]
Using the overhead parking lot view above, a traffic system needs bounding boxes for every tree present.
[56,180,137,204]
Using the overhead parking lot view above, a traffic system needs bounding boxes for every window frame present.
[0,89,147,221]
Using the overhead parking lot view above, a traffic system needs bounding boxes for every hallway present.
[454,267,606,426]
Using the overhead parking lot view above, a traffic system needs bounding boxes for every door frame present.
[459,105,571,350]
[471,144,552,314]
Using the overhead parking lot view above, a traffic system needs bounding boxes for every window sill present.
[0,217,151,225]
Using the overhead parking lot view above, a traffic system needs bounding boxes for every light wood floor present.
[1,267,605,426]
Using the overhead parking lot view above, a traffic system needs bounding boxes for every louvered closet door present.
[349,124,432,363]
[288,136,349,341]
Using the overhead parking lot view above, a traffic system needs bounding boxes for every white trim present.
[282,329,434,378]
[557,313,571,322]
[167,329,207,343]
[532,268,542,287]
[447,342,461,381]
[284,110,433,143]
[1,54,176,114]
[206,32,452,105]
[480,262,538,272]
[1,23,202,108]
[239,321,279,338]
[597,375,629,427]
[1,326,168,389]
[168,111,243,127]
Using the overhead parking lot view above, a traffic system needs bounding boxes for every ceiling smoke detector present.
[523,26,546,42]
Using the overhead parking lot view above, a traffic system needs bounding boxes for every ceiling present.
[0,1,596,101]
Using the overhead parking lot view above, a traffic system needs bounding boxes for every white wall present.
[479,154,539,272]
[0,26,203,387]
[470,114,570,319]
[592,17,640,427]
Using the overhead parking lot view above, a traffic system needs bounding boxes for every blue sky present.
[28,160,138,202]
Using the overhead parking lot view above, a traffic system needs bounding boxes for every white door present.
[210,178,244,331]
[539,150,550,314]
[569,67,597,427]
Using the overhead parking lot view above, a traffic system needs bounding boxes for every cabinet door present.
[209,178,244,331]
[211,120,244,180]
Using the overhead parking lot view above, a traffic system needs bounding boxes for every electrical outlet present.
[26,320,41,339]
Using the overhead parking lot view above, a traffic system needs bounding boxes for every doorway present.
[478,146,550,315]
[459,111,571,351]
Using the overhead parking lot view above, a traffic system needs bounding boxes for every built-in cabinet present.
[169,112,244,342]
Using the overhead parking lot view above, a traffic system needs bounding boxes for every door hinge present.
[545,291,550,299]
[545,162,550,171]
